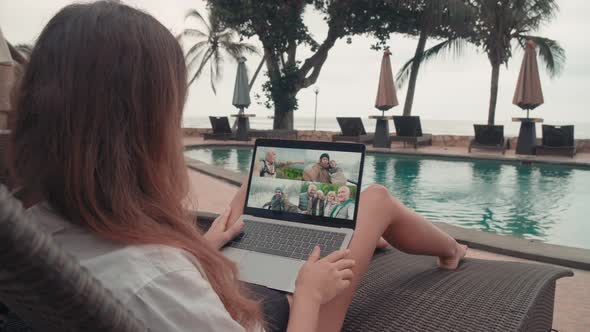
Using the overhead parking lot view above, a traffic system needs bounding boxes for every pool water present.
[185,146,590,250]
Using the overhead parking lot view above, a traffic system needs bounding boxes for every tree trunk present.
[249,55,265,91]
[403,29,429,117]
[487,62,500,125]
[273,107,294,130]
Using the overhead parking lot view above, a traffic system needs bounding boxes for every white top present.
[26,204,259,332]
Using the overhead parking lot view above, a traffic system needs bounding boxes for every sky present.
[1,0,589,125]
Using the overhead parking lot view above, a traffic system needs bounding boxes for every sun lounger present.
[536,125,576,158]
[332,117,374,143]
[0,195,573,332]
[469,124,507,154]
[391,116,432,148]
[203,116,234,140]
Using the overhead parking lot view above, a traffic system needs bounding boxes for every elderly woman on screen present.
[323,191,337,218]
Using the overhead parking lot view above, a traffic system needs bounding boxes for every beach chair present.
[332,117,374,143]
[391,116,432,148]
[536,125,576,158]
[469,124,507,155]
[203,116,234,140]
[0,186,145,332]
[0,194,573,332]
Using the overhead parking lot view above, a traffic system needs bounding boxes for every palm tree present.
[397,0,565,125]
[471,0,565,125]
[395,0,470,116]
[178,9,259,94]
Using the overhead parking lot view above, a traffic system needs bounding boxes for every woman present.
[324,191,338,218]
[11,2,466,332]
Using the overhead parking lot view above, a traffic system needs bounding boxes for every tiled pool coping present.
[184,139,590,169]
[185,149,590,271]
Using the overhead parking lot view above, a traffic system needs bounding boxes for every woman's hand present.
[294,246,355,305]
[203,208,245,249]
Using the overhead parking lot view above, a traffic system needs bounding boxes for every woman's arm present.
[226,180,248,227]
[286,291,321,332]
[286,247,355,332]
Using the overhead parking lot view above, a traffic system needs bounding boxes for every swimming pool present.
[185,146,590,250]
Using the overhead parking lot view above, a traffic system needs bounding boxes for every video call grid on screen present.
[245,142,364,226]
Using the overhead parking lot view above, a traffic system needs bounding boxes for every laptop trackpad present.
[239,252,304,293]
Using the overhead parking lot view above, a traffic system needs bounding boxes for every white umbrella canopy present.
[232,56,251,113]
[0,26,15,113]
[513,40,544,117]
[0,26,12,65]
[374,48,399,116]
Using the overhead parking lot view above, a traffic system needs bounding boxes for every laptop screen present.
[244,139,365,229]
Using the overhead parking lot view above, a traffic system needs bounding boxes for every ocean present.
[183,116,590,138]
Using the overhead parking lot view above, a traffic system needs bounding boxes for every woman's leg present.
[316,184,466,332]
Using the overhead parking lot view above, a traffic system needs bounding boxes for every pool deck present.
[183,136,590,168]
[183,137,590,331]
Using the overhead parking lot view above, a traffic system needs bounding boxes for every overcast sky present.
[1,0,589,125]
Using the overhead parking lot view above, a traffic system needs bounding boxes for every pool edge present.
[184,142,590,169]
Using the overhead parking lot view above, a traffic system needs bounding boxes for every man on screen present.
[298,184,317,215]
[262,187,298,212]
[253,148,303,178]
[329,186,355,220]
[303,153,331,183]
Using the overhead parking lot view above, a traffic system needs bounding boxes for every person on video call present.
[303,153,331,183]
[298,184,317,214]
[328,160,347,185]
[262,187,298,212]
[324,191,338,217]
[330,186,355,220]
[313,190,325,217]
[253,148,304,178]
[262,187,287,211]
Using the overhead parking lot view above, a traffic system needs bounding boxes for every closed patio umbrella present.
[513,40,544,118]
[232,56,251,114]
[0,26,14,113]
[375,48,399,117]
[232,57,253,141]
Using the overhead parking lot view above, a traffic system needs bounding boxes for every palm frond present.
[186,46,208,73]
[185,9,211,34]
[179,28,208,40]
[221,41,260,60]
[209,49,224,95]
[189,48,214,86]
[395,38,467,88]
[518,35,565,78]
[185,40,209,65]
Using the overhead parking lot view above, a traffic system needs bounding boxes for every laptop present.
[222,139,365,292]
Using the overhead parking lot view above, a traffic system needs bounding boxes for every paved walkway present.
[187,168,589,331]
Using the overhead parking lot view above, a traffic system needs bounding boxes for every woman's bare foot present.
[437,243,468,270]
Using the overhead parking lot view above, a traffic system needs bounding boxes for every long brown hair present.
[10,1,262,329]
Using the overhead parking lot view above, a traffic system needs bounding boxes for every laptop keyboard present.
[228,219,347,260]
